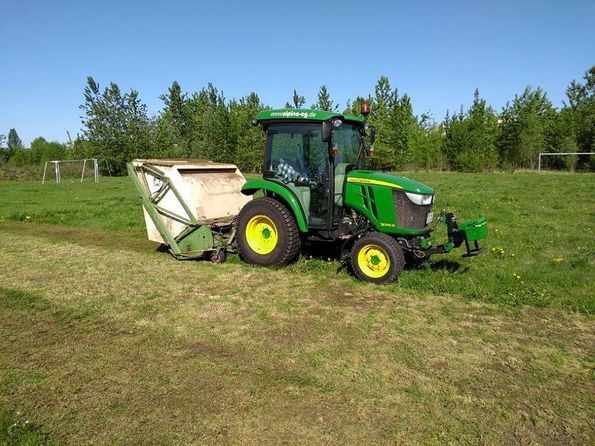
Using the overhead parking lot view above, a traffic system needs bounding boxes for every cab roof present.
[256,108,365,125]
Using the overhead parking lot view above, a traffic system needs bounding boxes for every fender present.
[241,179,308,232]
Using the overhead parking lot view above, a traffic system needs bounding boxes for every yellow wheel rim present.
[245,214,278,255]
[357,244,390,278]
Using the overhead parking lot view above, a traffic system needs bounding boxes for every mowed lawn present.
[0,172,593,445]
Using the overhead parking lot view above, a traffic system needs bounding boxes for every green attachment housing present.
[457,217,488,242]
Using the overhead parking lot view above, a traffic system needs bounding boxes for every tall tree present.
[7,129,23,149]
[445,89,499,171]
[156,81,192,157]
[368,76,400,169]
[389,93,417,166]
[187,83,233,162]
[27,137,69,165]
[498,86,555,168]
[285,89,306,108]
[563,66,594,169]
[3,129,24,163]
[79,76,154,174]
[230,92,266,171]
[409,116,448,170]
[311,85,338,111]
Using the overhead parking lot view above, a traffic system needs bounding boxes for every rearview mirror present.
[369,126,376,144]
[321,121,333,143]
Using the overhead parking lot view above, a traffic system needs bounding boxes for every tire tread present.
[237,196,301,265]
[350,232,405,283]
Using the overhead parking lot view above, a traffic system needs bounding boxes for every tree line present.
[1,66,593,175]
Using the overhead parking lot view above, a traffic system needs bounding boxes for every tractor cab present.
[255,109,368,233]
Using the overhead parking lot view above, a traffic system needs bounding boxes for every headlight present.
[405,192,433,206]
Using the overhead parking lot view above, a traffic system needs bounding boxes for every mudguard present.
[241,179,308,232]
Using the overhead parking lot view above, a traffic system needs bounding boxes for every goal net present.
[42,159,101,184]
[538,152,594,172]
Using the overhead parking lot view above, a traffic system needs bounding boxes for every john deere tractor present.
[235,105,487,283]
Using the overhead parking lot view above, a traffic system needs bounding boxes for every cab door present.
[265,123,331,229]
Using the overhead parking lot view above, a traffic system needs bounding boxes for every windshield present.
[333,123,364,169]
[265,123,328,179]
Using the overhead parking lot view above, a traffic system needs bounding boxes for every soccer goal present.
[537,152,594,172]
[42,159,101,184]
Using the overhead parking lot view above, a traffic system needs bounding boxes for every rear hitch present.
[412,249,426,259]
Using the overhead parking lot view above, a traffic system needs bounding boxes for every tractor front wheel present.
[237,197,301,266]
[350,232,405,283]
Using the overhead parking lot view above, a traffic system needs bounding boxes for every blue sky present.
[1,0,593,146]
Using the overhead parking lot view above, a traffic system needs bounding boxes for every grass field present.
[0,172,593,445]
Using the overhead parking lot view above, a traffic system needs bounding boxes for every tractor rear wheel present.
[350,232,405,283]
[237,197,301,266]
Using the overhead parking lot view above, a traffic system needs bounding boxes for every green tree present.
[444,89,499,171]
[367,76,420,170]
[285,89,306,108]
[311,85,338,111]
[29,137,70,165]
[156,81,192,157]
[3,128,23,162]
[187,83,233,162]
[79,76,154,174]
[345,77,424,170]
[230,92,266,172]
[409,115,448,170]
[367,76,399,170]
[7,128,23,149]
[389,93,418,166]
[498,87,555,168]
[563,66,594,169]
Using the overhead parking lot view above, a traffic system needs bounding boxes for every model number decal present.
[347,177,403,189]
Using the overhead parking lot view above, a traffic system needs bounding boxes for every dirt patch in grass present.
[0,221,154,254]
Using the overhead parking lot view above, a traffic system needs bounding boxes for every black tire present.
[237,196,301,266]
[209,249,226,264]
[350,232,405,283]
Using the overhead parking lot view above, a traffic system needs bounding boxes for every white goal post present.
[537,152,594,172]
[42,159,100,184]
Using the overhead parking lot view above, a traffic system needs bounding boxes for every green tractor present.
[236,105,488,283]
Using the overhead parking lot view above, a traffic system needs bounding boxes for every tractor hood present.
[346,170,434,195]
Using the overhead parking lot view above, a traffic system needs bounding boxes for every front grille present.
[393,190,432,229]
